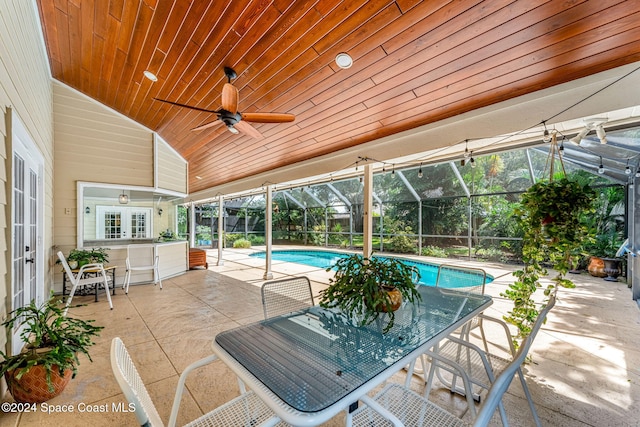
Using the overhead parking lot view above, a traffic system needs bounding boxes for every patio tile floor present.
[2,247,639,426]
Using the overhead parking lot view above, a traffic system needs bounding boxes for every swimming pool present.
[249,250,492,288]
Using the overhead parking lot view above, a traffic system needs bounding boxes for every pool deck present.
[211,246,640,426]
[3,245,639,426]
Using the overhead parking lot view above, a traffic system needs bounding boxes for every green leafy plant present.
[61,248,109,267]
[158,229,177,241]
[502,177,595,347]
[232,238,251,248]
[421,245,447,258]
[0,293,103,394]
[248,235,265,245]
[319,253,421,333]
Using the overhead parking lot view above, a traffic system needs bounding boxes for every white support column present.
[631,180,639,301]
[264,185,274,280]
[363,165,373,257]
[189,202,196,248]
[217,195,224,266]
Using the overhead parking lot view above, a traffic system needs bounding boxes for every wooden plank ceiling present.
[36,0,640,193]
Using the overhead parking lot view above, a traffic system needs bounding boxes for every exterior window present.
[96,207,153,240]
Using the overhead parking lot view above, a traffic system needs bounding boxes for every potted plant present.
[319,253,421,333]
[63,247,110,268]
[0,293,103,403]
[158,229,177,242]
[502,176,595,347]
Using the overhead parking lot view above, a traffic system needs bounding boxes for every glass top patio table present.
[213,286,492,426]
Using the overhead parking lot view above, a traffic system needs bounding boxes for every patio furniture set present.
[109,267,552,427]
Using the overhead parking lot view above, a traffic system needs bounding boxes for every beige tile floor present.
[2,247,639,426]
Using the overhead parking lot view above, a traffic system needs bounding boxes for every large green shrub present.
[421,245,447,258]
[232,238,251,249]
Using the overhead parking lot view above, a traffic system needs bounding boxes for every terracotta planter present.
[378,287,403,312]
[587,256,606,278]
[5,364,73,403]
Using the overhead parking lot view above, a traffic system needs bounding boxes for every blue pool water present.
[249,250,492,288]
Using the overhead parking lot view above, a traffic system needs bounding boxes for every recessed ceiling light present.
[143,70,158,82]
[335,52,353,69]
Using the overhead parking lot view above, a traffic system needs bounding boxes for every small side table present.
[62,266,117,302]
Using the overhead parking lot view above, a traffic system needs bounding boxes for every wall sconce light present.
[119,191,129,204]
[158,208,163,216]
[85,206,90,214]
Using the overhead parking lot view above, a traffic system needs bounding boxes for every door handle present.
[24,246,33,263]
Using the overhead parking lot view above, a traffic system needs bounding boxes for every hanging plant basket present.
[519,177,595,243]
[502,133,595,348]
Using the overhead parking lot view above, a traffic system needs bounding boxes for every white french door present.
[11,112,44,354]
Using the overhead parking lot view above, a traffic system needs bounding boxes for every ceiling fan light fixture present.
[143,70,158,82]
[335,52,353,69]
[226,124,239,134]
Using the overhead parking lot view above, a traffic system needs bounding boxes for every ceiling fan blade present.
[241,112,295,123]
[153,98,219,114]
[221,83,239,114]
[235,120,263,139]
[191,119,223,132]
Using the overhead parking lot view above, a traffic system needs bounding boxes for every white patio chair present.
[57,251,113,316]
[350,295,555,427]
[261,276,314,319]
[413,264,488,378]
[110,337,285,427]
[123,244,161,294]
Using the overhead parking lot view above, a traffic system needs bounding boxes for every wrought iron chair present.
[57,251,113,315]
[261,276,314,319]
[350,295,555,427]
[110,337,283,427]
[123,244,161,294]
